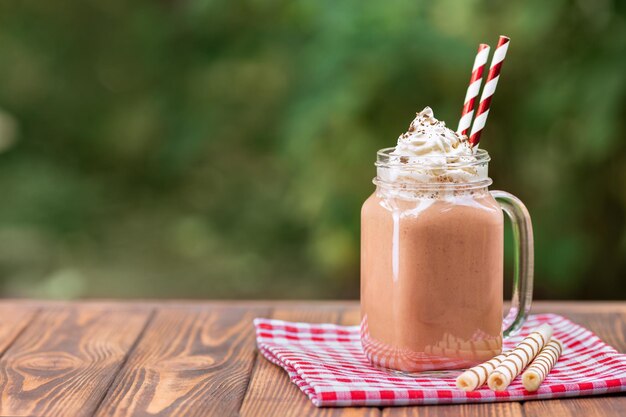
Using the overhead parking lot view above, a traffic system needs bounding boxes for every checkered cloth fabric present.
[254,314,626,407]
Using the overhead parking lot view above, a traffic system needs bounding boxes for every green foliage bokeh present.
[0,0,625,299]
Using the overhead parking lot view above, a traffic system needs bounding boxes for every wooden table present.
[0,301,623,416]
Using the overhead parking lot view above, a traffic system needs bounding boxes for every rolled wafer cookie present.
[488,324,553,391]
[456,351,508,391]
[522,338,563,392]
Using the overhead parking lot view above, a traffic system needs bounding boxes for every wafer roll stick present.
[456,352,508,391]
[487,324,553,391]
[522,338,563,392]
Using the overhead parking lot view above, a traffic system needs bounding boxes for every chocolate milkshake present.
[360,108,506,372]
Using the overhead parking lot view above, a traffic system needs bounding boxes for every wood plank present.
[531,301,626,314]
[0,304,151,417]
[524,396,626,417]
[340,306,361,327]
[0,301,620,417]
[383,403,524,417]
[0,304,38,355]
[1,300,623,314]
[240,305,380,417]
[93,305,270,417]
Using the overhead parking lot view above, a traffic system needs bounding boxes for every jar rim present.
[373,177,493,192]
[375,147,490,169]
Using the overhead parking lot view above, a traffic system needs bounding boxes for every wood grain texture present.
[383,403,523,417]
[0,304,151,417]
[240,305,380,417]
[0,304,37,355]
[94,305,269,417]
[524,396,626,417]
[0,301,622,417]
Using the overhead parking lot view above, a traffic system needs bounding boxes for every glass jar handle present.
[491,190,534,337]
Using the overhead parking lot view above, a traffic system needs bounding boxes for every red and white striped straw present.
[469,36,510,147]
[457,43,490,136]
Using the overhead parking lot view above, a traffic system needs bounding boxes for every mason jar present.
[360,148,533,372]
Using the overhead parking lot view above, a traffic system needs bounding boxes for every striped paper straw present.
[469,36,510,147]
[457,43,490,136]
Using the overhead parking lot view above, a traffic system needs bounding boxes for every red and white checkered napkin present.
[254,314,626,407]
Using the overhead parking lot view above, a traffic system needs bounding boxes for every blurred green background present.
[0,0,625,300]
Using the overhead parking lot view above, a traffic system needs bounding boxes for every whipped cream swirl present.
[381,107,482,185]
[393,107,473,158]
